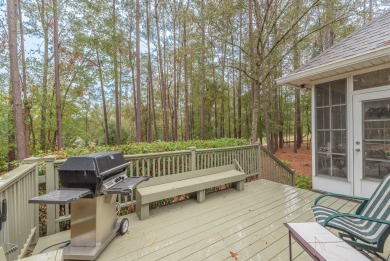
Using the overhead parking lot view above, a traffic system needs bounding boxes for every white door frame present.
[352,88,390,197]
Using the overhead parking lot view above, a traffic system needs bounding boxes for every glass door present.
[353,91,390,197]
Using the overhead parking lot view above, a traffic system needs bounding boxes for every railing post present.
[256,142,261,180]
[291,169,296,187]
[189,147,196,171]
[44,155,56,235]
[22,157,40,244]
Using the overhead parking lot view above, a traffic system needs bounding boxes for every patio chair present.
[312,174,390,259]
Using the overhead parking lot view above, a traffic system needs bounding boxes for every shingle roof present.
[294,10,390,73]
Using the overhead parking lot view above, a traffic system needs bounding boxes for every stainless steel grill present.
[29,152,149,260]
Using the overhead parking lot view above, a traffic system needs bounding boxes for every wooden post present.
[256,142,261,180]
[44,155,56,235]
[291,169,296,187]
[189,147,196,171]
[23,157,40,244]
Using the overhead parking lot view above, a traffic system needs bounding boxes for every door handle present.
[355,148,361,152]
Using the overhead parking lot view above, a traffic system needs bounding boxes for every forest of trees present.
[1,0,389,163]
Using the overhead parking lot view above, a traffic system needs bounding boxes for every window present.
[315,79,347,178]
[363,99,390,179]
[354,68,390,91]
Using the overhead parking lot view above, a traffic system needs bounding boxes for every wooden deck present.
[32,179,390,260]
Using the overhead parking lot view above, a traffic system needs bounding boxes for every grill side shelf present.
[106,176,150,195]
[29,189,93,204]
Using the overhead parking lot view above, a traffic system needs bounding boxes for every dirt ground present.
[274,143,312,177]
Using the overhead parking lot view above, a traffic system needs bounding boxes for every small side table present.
[284,222,370,261]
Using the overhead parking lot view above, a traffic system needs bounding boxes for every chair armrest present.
[314,193,369,206]
[324,213,390,227]
[314,193,369,214]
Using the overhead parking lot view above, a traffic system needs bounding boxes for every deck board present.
[31,179,390,260]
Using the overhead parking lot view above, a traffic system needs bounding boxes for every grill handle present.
[99,162,131,178]
[106,176,150,195]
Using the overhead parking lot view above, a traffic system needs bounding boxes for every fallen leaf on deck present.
[229,251,238,260]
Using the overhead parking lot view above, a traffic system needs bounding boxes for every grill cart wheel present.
[119,218,129,235]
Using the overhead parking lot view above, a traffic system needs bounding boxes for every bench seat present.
[136,164,246,220]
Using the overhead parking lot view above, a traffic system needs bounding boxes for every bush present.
[279,159,291,168]
[295,174,312,190]
[51,138,249,159]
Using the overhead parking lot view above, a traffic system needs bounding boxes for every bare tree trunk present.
[8,85,16,166]
[17,0,30,154]
[293,0,301,153]
[368,0,373,21]
[119,56,122,131]
[229,37,233,138]
[249,1,259,144]
[7,0,28,159]
[183,12,189,140]
[273,82,279,151]
[113,0,121,144]
[129,44,137,141]
[38,0,48,152]
[214,101,217,138]
[200,0,206,140]
[96,48,109,144]
[245,102,249,138]
[146,0,152,142]
[147,77,152,143]
[155,0,169,141]
[278,87,284,149]
[53,0,63,149]
[237,12,242,138]
[232,35,236,138]
[220,43,227,138]
[172,16,178,141]
[135,0,143,142]
[324,0,334,51]
[262,86,272,150]
[324,29,334,50]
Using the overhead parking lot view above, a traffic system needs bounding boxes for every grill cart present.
[30,152,149,260]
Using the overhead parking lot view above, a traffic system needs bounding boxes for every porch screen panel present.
[363,99,390,179]
[315,79,347,178]
[354,68,390,91]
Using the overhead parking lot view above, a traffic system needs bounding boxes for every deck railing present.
[260,146,295,186]
[2,143,296,245]
[0,157,39,260]
[42,144,262,235]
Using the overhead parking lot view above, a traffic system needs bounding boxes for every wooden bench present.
[136,163,246,220]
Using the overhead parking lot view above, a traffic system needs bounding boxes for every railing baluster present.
[37,144,295,238]
[136,160,140,178]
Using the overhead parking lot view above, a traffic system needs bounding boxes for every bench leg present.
[234,180,245,191]
[196,190,205,203]
[136,191,149,220]
[136,202,149,220]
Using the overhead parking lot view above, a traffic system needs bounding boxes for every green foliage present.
[295,174,312,190]
[49,138,249,159]
[279,159,291,168]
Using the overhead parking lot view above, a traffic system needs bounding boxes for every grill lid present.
[58,152,127,177]
[58,152,129,195]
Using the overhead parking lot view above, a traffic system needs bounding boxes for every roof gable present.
[295,10,390,73]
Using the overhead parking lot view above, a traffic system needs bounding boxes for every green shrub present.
[51,138,249,159]
[279,160,291,168]
[295,174,312,190]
